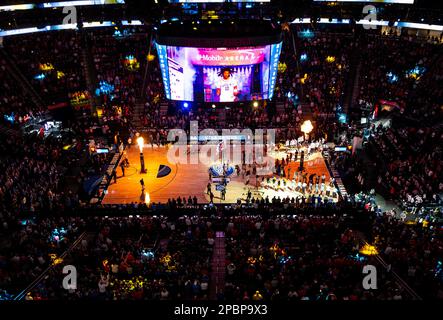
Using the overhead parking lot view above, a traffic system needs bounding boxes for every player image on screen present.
[156,43,282,102]
[216,68,238,102]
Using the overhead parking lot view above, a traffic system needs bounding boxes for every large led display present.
[155,43,282,102]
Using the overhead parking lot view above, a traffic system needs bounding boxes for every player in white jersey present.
[216,67,238,102]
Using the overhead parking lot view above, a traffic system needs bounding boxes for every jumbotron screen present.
[155,43,282,102]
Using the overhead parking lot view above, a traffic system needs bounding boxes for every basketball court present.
[102,144,336,204]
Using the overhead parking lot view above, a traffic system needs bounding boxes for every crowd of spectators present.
[28,215,213,300]
[0,25,442,302]
[0,58,37,120]
[369,125,442,205]
[1,200,438,300]
[224,214,407,300]
[368,213,443,299]
[357,35,442,123]
[4,31,86,106]
[0,215,85,298]
[90,28,149,122]
[0,129,80,218]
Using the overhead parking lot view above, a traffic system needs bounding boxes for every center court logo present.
[166,121,276,175]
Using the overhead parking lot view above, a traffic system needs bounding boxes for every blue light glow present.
[50,227,67,243]
[349,253,367,263]
[96,81,115,96]
[113,29,122,37]
[298,29,314,39]
[278,256,291,265]
[406,65,426,79]
[0,290,13,301]
[4,113,14,123]
[34,73,46,80]
[386,72,398,83]
[141,249,155,261]
[435,261,442,281]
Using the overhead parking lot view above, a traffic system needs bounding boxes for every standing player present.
[216,67,238,102]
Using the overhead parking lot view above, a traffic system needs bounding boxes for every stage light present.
[183,102,189,108]
[301,120,313,135]
[253,101,259,108]
[359,243,379,256]
[338,113,347,124]
[137,136,144,153]
[56,71,65,79]
[39,63,54,71]
[96,80,114,95]
[212,104,216,109]
[326,56,336,63]
[144,192,150,205]
[34,73,46,80]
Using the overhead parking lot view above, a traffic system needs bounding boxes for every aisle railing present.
[13,232,89,301]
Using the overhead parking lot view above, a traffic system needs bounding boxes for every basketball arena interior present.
[0,0,442,312]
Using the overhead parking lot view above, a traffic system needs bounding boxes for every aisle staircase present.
[209,231,226,300]
[132,101,145,129]
[276,101,286,114]
[300,103,313,119]
[323,151,349,199]
[79,32,98,111]
[160,101,169,116]
[342,43,362,115]
[348,61,363,112]
[330,166,349,199]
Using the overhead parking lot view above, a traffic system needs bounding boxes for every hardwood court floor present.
[102,145,333,204]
